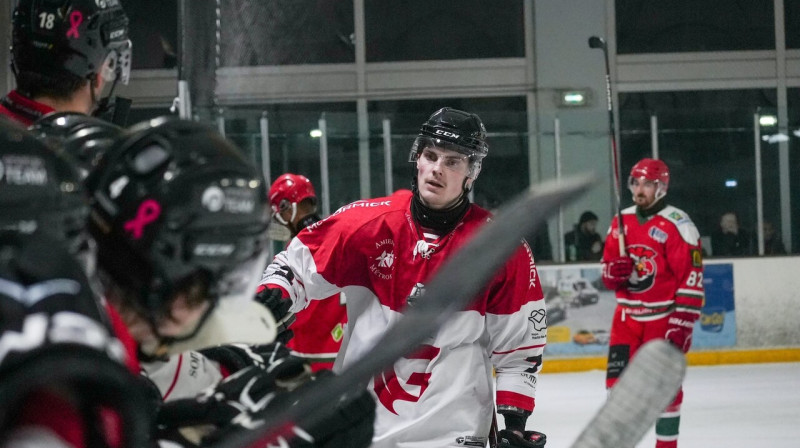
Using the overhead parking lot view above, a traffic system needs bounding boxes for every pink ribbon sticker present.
[124,199,162,239]
[66,10,83,39]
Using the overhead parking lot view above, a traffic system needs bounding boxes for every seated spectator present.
[760,220,787,255]
[711,211,753,256]
[564,210,603,261]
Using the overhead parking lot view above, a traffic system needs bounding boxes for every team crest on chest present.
[627,244,658,292]
[369,238,395,280]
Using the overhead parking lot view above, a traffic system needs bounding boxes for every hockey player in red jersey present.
[256,173,348,371]
[262,107,548,447]
[601,158,705,448]
[1,0,131,125]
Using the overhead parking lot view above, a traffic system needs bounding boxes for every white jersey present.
[262,190,546,447]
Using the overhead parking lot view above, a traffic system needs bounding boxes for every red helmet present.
[268,173,317,225]
[628,158,669,201]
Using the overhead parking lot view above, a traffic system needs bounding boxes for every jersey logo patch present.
[528,309,547,332]
[669,211,687,223]
[649,226,668,243]
[691,248,703,267]
[369,239,395,280]
[373,345,440,414]
[627,244,657,293]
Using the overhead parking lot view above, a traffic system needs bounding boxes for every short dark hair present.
[15,71,89,101]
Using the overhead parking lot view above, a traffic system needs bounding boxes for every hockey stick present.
[588,36,626,256]
[210,174,597,448]
[569,339,687,448]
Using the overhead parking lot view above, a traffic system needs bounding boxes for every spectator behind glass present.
[711,212,753,257]
[759,220,787,255]
[564,210,603,261]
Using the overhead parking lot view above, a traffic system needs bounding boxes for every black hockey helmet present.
[30,111,124,180]
[409,107,489,188]
[88,117,270,340]
[0,231,150,448]
[12,0,132,86]
[0,118,94,273]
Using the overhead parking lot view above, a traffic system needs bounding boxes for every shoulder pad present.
[659,206,700,245]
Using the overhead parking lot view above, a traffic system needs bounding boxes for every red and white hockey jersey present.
[603,204,705,321]
[263,190,546,447]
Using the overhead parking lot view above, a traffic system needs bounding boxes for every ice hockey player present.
[601,158,705,448]
[1,0,131,125]
[29,111,125,179]
[261,107,548,447]
[86,117,375,447]
[257,173,348,371]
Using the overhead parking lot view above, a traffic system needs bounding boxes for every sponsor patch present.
[455,436,487,446]
[606,344,630,380]
[528,309,547,332]
[649,226,668,243]
[669,211,687,223]
[691,248,703,267]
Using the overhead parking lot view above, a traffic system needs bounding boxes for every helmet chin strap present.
[90,73,121,117]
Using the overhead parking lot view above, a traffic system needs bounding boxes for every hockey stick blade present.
[211,174,597,448]
[570,340,687,448]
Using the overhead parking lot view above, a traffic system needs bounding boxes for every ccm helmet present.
[30,112,124,180]
[12,0,132,87]
[409,107,489,190]
[0,231,149,448]
[88,117,270,337]
[628,158,670,201]
[268,173,318,225]
[0,118,93,273]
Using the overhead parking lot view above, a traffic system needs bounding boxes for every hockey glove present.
[255,284,296,344]
[156,356,312,434]
[199,342,292,374]
[665,310,697,353]
[203,370,375,448]
[291,370,376,448]
[498,429,547,447]
[601,256,634,290]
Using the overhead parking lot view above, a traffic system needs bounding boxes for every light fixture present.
[557,89,590,107]
[309,129,322,138]
[725,179,738,188]
[759,115,778,127]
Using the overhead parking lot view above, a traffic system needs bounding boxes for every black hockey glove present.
[289,370,376,448]
[199,342,292,373]
[255,283,296,344]
[156,356,312,434]
[204,370,375,448]
[497,429,547,447]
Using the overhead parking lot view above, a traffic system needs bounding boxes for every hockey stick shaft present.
[211,174,597,448]
[569,340,686,448]
[589,36,626,256]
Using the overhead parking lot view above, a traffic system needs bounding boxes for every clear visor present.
[409,137,483,179]
[100,40,132,85]
[214,248,269,304]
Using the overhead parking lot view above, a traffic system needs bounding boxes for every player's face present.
[415,146,469,209]
[116,294,211,346]
[629,177,658,209]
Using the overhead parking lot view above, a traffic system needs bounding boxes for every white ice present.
[518,362,800,447]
